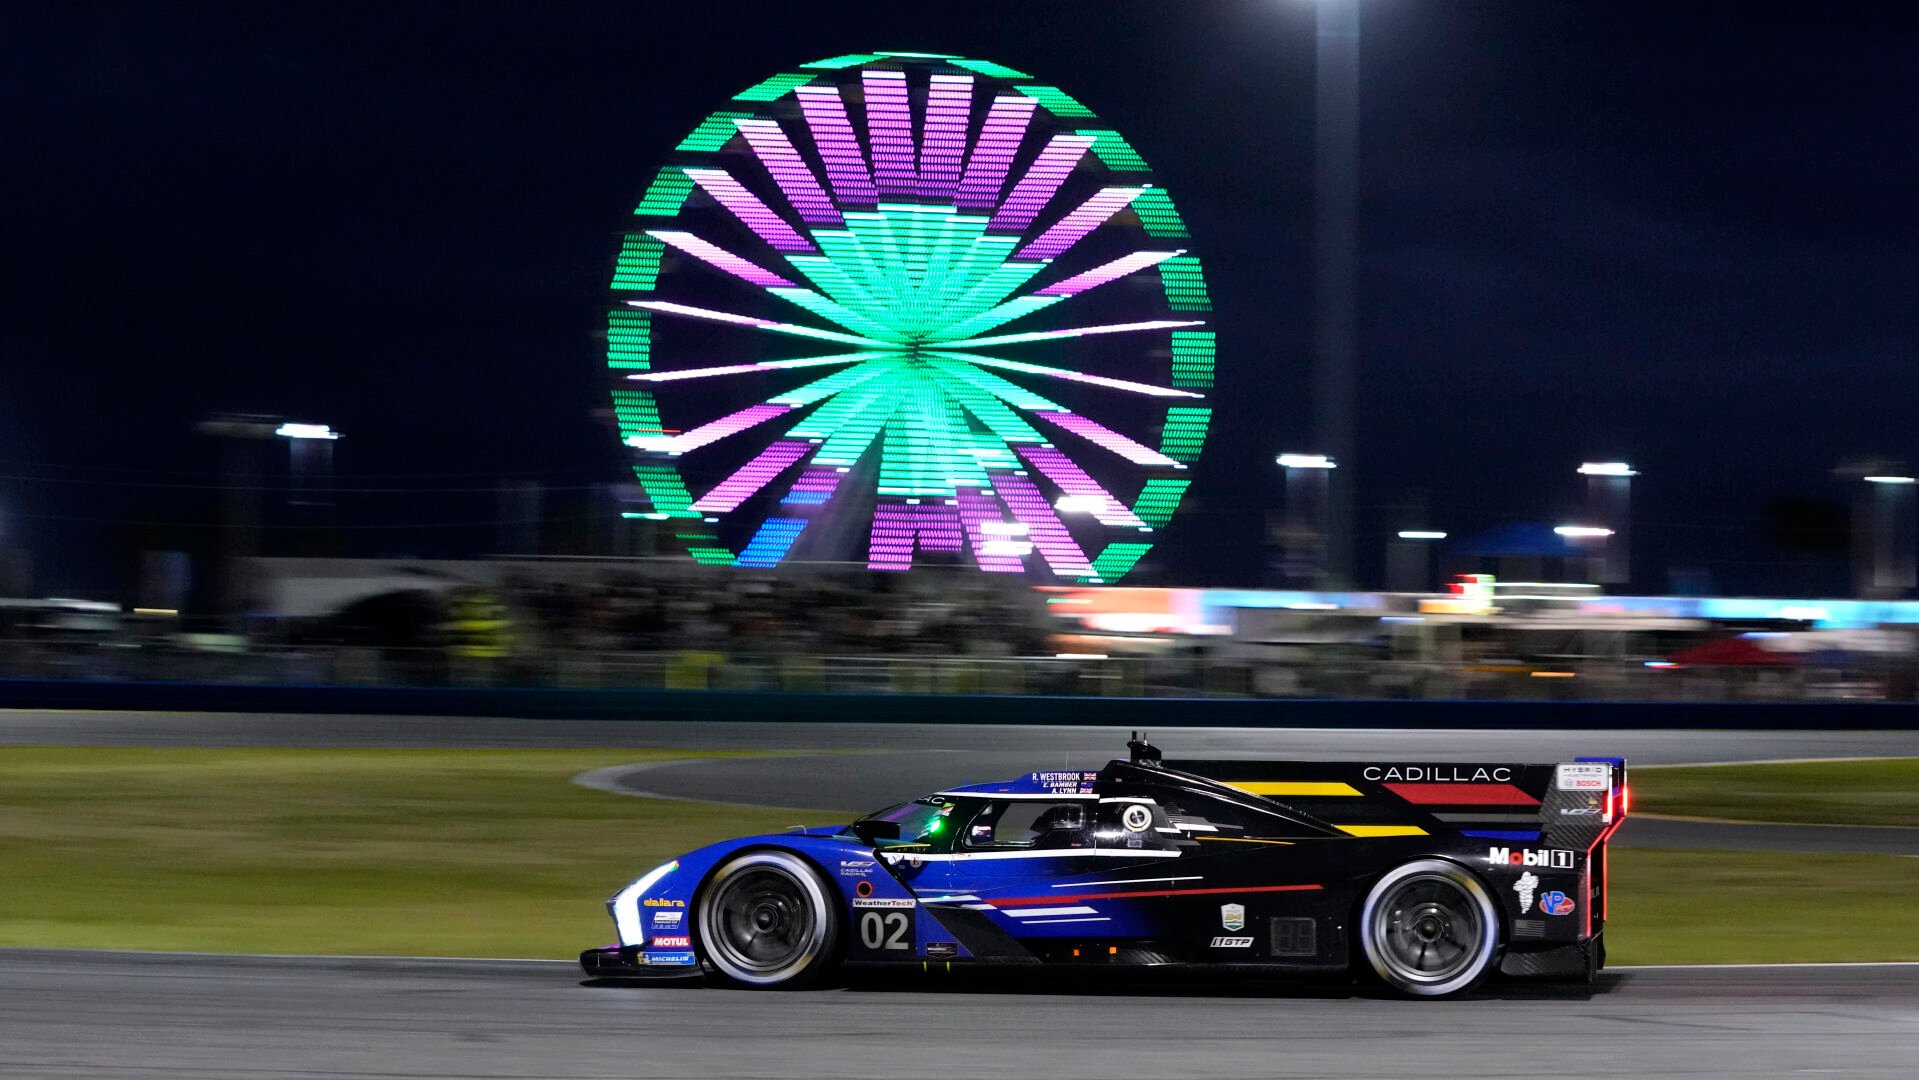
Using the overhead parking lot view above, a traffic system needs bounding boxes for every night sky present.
[6,1,1918,599]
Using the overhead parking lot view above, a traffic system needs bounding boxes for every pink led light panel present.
[647,230,797,288]
[955,487,1027,572]
[987,134,1094,233]
[916,75,973,201]
[1037,411,1181,467]
[862,71,917,199]
[782,466,845,506]
[867,503,964,571]
[795,85,877,205]
[1034,250,1178,297]
[681,168,814,254]
[1015,187,1146,261]
[990,473,1093,577]
[1014,446,1146,527]
[736,119,842,225]
[670,403,792,454]
[692,440,812,512]
[956,95,1037,210]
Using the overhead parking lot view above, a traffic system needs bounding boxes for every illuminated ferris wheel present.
[606,51,1214,581]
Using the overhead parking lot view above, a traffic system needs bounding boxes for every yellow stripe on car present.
[1226,782,1364,797]
[1332,824,1429,838]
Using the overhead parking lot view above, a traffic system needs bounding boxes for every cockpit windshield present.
[853,796,958,844]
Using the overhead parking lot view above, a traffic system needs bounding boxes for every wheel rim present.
[1370,872,1486,987]
[704,863,822,980]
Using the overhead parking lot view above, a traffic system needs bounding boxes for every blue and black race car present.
[582,737,1628,997]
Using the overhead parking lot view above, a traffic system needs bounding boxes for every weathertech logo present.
[1488,847,1574,869]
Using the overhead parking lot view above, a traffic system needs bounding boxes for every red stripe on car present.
[1383,782,1541,806]
[992,883,1322,908]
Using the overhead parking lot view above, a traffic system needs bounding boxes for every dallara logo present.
[1488,847,1574,869]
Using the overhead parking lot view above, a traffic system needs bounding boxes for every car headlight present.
[609,860,679,946]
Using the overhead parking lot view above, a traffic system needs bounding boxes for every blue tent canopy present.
[1453,522,1577,557]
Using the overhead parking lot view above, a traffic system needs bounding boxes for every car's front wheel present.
[1358,858,1499,998]
[695,850,840,989]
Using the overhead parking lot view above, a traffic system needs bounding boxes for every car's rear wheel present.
[696,850,840,989]
[1358,858,1499,998]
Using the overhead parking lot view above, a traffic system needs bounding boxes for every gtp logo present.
[1488,847,1574,869]
[1540,890,1575,916]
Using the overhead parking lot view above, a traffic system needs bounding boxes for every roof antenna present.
[1128,731,1161,766]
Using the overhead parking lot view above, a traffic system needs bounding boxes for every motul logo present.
[1488,846,1574,869]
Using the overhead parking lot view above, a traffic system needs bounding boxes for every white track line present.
[9,947,1917,971]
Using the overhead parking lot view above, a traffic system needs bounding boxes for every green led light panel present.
[733,73,814,102]
[635,462,698,517]
[1014,85,1095,117]
[950,58,1031,79]
[606,310,650,369]
[1169,331,1214,388]
[800,53,885,70]
[675,111,755,152]
[1133,478,1191,528]
[1129,188,1188,239]
[611,235,663,292]
[610,389,663,440]
[1158,255,1212,311]
[1089,542,1153,581]
[1077,129,1150,172]
[1159,406,1210,463]
[633,168,694,216]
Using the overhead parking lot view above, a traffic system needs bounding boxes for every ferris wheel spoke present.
[624,352,878,384]
[624,402,792,455]
[1013,186,1148,262]
[691,439,816,514]
[627,299,893,349]
[1033,250,1185,299]
[1033,411,1183,468]
[935,319,1207,351]
[926,350,1203,400]
[646,230,799,289]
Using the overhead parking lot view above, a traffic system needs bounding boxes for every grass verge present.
[3,748,1916,964]
[1635,758,1919,827]
[0,747,838,958]
[1608,848,1919,964]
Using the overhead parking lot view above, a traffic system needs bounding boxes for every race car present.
[582,736,1627,997]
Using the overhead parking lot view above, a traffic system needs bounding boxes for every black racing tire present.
[694,849,841,989]
[1358,858,1500,998]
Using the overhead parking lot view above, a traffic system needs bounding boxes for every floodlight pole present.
[1313,0,1360,587]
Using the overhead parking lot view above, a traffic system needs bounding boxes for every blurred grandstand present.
[3,558,1919,700]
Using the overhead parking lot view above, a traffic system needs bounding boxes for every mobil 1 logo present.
[1487,846,1574,869]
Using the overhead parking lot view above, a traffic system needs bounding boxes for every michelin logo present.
[1488,846,1574,869]
[1514,871,1539,914]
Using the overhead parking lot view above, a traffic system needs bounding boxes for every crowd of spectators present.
[500,568,1051,658]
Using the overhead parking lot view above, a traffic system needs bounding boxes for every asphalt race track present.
[7,708,1919,760]
[2,950,1916,1079]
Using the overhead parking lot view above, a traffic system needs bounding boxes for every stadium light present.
[275,423,339,440]
[1577,462,1637,477]
[1396,530,1447,540]
[1554,525,1614,538]
[1865,475,1917,485]
[1276,453,1336,470]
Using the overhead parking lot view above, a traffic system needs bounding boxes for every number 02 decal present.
[858,910,911,951]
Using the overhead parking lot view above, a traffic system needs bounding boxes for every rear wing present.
[1160,757,1628,849]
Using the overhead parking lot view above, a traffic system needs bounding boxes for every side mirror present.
[853,819,901,846]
